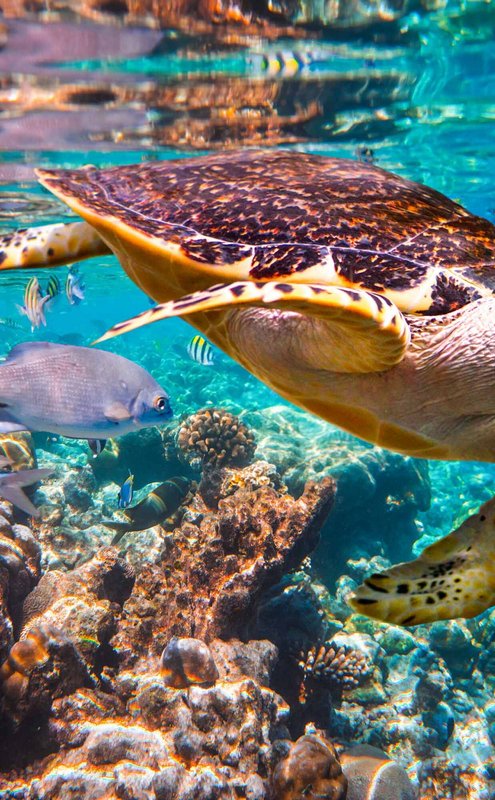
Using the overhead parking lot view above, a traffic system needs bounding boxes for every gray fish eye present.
[154,396,167,412]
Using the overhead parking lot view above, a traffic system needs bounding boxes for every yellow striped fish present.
[17,276,50,330]
[187,335,214,366]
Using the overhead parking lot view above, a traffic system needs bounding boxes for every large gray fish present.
[0,342,172,439]
[104,476,191,545]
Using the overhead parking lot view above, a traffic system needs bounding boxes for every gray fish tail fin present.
[0,467,54,517]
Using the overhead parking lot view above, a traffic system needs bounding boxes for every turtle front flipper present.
[96,281,410,373]
[349,498,495,625]
[0,222,110,270]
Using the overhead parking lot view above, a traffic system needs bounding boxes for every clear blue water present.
[2,3,495,795]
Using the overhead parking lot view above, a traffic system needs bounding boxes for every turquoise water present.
[1,3,495,797]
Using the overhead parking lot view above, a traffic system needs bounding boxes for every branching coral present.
[298,640,372,692]
[176,408,256,470]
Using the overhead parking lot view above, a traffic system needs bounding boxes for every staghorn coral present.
[112,475,335,662]
[272,730,347,800]
[175,408,256,470]
[298,640,372,692]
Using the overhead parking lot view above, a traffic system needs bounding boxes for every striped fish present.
[17,276,50,330]
[46,274,61,300]
[251,50,321,78]
[187,335,214,366]
[65,266,85,305]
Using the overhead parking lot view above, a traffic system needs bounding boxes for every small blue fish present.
[17,276,50,330]
[118,471,134,509]
[65,266,85,305]
[46,274,61,301]
[187,335,214,366]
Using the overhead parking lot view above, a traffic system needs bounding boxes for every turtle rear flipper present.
[96,281,410,374]
[349,500,495,625]
[0,222,109,270]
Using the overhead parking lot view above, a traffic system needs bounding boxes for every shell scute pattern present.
[37,150,495,313]
[250,243,328,278]
[180,236,251,265]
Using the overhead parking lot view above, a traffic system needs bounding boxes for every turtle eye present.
[154,395,168,413]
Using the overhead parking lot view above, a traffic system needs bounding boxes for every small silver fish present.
[0,342,173,441]
[0,467,54,517]
[65,267,85,305]
[187,335,214,366]
[17,276,50,330]
[118,471,134,509]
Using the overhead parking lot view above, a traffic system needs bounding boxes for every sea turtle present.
[1,149,495,626]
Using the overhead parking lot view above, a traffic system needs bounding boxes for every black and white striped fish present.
[187,335,214,366]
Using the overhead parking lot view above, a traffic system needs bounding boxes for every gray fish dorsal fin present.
[3,341,66,365]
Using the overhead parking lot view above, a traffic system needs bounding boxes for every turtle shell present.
[37,150,495,315]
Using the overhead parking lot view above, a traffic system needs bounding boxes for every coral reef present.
[249,406,430,581]
[175,408,256,470]
[0,503,41,663]
[112,472,335,661]
[0,624,91,725]
[341,744,417,800]
[1,634,292,798]
[21,547,135,672]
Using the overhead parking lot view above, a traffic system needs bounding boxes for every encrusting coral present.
[20,547,135,672]
[175,407,256,470]
[0,624,92,725]
[0,503,41,663]
[112,472,335,661]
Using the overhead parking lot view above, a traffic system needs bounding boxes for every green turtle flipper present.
[0,221,110,270]
[349,498,495,625]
